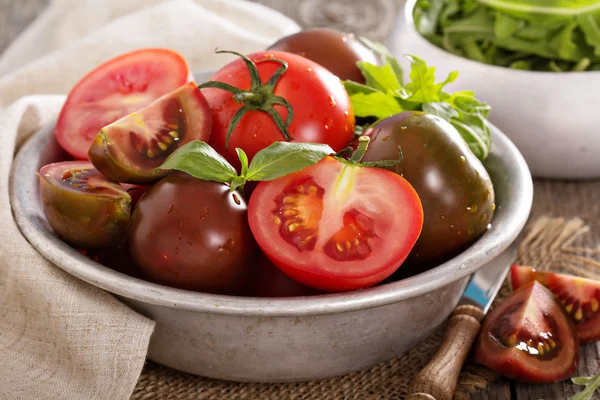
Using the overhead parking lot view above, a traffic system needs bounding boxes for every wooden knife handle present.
[405,305,484,400]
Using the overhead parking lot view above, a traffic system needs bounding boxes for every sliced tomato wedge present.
[475,282,579,383]
[88,83,211,183]
[512,265,600,342]
[248,156,424,292]
[56,48,192,160]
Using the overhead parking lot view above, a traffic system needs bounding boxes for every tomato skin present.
[511,265,600,342]
[475,282,579,383]
[248,157,423,292]
[201,51,355,170]
[56,48,192,160]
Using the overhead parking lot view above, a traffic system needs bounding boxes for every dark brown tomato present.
[268,28,377,83]
[128,173,257,294]
[361,112,495,269]
[249,254,321,298]
[38,161,131,249]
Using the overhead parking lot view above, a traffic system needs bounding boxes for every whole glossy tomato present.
[200,50,355,170]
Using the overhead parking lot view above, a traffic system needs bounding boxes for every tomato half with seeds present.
[38,161,131,249]
[512,265,600,343]
[248,156,423,292]
[475,282,579,383]
[88,83,211,183]
[56,48,192,160]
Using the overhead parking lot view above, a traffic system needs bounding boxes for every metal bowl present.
[10,71,533,382]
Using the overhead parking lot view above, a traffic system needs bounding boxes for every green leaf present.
[348,91,404,119]
[246,142,333,182]
[359,37,404,85]
[356,61,402,92]
[423,102,459,120]
[342,80,380,96]
[569,372,600,400]
[578,9,600,56]
[236,148,249,178]
[158,141,238,182]
[404,55,439,103]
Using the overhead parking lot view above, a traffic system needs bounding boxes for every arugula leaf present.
[357,62,402,92]
[569,372,600,400]
[414,0,600,71]
[343,41,492,160]
[345,91,404,119]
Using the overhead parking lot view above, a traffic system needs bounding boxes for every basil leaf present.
[237,148,249,178]
[246,142,333,182]
[158,141,238,182]
[569,372,600,400]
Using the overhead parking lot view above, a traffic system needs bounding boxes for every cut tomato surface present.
[56,48,192,160]
[248,156,423,292]
[475,282,579,384]
[512,265,600,342]
[88,83,211,183]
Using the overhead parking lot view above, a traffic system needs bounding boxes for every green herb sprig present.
[570,372,600,400]
[343,40,491,160]
[158,141,333,193]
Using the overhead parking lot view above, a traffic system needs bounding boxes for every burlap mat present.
[131,216,598,400]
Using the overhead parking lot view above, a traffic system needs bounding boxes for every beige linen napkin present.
[0,1,299,399]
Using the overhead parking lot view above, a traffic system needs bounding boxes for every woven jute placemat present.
[131,216,597,400]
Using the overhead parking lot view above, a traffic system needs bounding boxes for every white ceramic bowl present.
[387,0,600,179]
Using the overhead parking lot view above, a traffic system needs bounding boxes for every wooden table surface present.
[2,0,599,399]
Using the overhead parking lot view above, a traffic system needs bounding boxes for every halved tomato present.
[475,282,579,383]
[38,161,131,249]
[512,265,600,343]
[247,156,423,292]
[88,83,211,183]
[56,48,192,160]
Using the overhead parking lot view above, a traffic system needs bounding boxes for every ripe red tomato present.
[512,265,600,342]
[200,51,355,170]
[247,156,423,292]
[475,282,579,383]
[56,48,192,160]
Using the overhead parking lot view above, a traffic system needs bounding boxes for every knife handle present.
[405,305,484,400]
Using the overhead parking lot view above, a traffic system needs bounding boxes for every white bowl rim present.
[401,0,600,76]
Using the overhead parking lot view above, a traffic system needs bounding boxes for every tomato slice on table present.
[512,265,600,342]
[475,282,579,383]
[56,48,192,160]
[248,156,423,292]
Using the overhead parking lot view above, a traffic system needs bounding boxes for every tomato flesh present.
[88,83,211,183]
[248,157,423,292]
[201,51,355,170]
[512,265,600,342]
[475,282,579,383]
[56,48,192,160]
